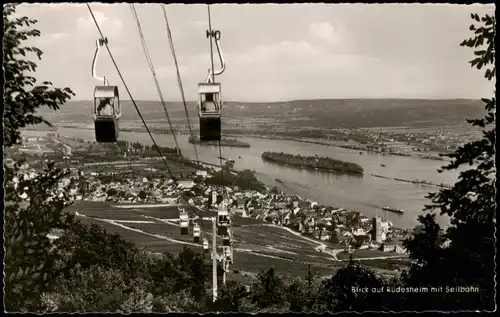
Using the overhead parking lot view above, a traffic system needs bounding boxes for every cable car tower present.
[91,37,121,143]
[212,190,234,289]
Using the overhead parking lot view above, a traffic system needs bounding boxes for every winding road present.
[54,138,72,156]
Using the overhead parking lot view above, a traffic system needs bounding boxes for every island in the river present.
[188,136,251,148]
[261,151,364,174]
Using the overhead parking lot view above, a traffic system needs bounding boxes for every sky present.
[13,3,495,102]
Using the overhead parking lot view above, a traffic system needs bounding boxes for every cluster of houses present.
[227,189,408,253]
[349,128,469,155]
[8,162,82,203]
[9,158,408,254]
[79,168,407,253]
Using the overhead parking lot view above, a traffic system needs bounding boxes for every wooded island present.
[261,151,364,174]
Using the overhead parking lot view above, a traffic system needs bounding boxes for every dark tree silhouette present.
[319,260,385,312]
[3,4,78,312]
[402,12,496,311]
[251,268,286,309]
[3,4,74,147]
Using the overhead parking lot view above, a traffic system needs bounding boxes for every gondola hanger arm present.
[92,37,109,85]
[205,30,225,83]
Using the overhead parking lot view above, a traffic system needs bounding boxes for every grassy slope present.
[67,201,406,279]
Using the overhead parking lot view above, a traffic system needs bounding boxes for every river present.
[28,126,466,230]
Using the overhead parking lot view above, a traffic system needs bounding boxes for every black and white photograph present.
[3,2,496,313]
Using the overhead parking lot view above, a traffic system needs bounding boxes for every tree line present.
[262,151,364,174]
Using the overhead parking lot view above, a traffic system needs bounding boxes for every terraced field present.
[65,201,405,278]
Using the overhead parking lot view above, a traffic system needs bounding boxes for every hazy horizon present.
[69,97,483,103]
[17,3,495,102]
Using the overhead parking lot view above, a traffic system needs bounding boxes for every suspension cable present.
[86,3,211,226]
[207,5,215,84]
[207,5,228,200]
[161,5,200,165]
[129,4,183,158]
[128,4,209,235]
[160,5,207,236]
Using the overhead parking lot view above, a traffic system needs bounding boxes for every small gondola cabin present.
[198,82,222,142]
[203,238,209,253]
[93,85,120,143]
[217,208,229,236]
[179,210,189,236]
[193,224,201,243]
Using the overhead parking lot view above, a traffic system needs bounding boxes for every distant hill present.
[37,99,485,129]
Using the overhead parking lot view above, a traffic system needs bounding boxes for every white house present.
[380,220,391,241]
[352,228,367,236]
[177,180,195,189]
[196,170,208,177]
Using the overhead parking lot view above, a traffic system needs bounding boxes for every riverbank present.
[25,127,456,229]
[369,173,453,189]
[262,151,364,174]
[188,136,250,148]
[58,125,450,162]
[225,132,450,162]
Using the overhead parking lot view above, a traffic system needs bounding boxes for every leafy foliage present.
[206,169,267,192]
[210,280,251,312]
[3,4,75,147]
[41,265,153,313]
[250,268,287,309]
[52,222,150,280]
[2,4,78,312]
[262,151,364,174]
[319,261,385,312]
[402,12,496,311]
[4,161,82,311]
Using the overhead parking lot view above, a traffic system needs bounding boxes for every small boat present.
[382,206,404,214]
[381,164,386,167]
[275,178,283,183]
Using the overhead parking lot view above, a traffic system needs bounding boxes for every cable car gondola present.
[203,238,209,253]
[193,223,201,243]
[91,37,121,143]
[223,245,233,265]
[223,226,233,246]
[216,207,229,236]
[179,209,189,235]
[198,28,225,142]
[198,82,222,141]
[93,86,121,143]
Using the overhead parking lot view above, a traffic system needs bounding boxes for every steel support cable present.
[208,6,232,271]
[207,5,215,85]
[129,4,182,159]
[158,4,206,236]
[86,3,212,228]
[207,5,229,201]
[161,5,200,165]
[129,4,209,235]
